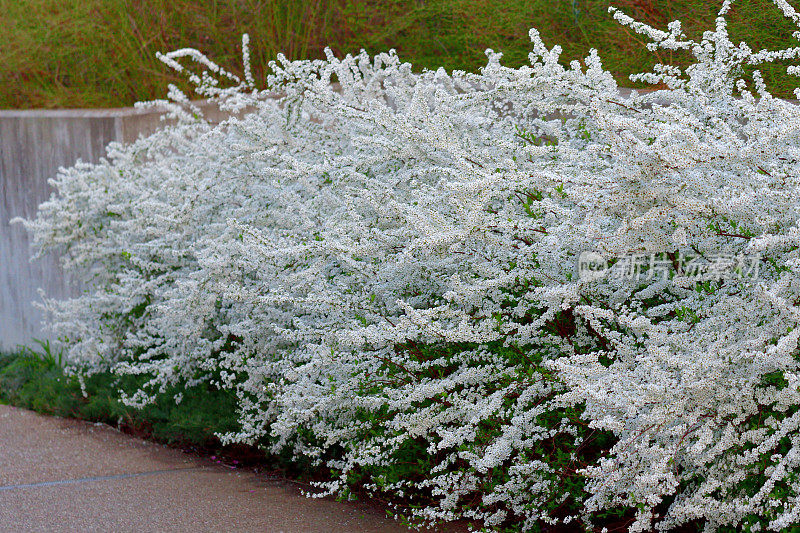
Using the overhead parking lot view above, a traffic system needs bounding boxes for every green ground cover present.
[2,0,799,109]
[0,344,239,447]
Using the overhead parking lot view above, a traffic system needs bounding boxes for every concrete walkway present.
[0,405,455,533]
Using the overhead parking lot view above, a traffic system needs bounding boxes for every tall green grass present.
[2,0,798,108]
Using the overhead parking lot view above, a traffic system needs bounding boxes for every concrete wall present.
[0,103,231,351]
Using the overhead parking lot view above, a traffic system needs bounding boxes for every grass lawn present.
[2,0,799,109]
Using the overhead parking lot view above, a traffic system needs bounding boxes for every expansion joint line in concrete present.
[0,466,202,492]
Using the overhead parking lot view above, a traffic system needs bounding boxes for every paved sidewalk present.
[0,405,438,533]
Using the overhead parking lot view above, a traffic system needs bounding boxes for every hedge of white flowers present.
[17,1,800,530]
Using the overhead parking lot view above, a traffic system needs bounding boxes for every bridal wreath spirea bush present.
[17,1,800,530]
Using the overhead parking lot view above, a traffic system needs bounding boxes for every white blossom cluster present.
[16,1,800,530]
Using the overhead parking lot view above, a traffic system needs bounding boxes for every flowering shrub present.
[17,1,800,530]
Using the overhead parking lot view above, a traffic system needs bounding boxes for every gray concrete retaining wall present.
[0,107,167,350]
[0,103,236,351]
